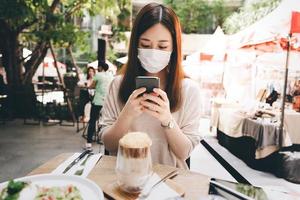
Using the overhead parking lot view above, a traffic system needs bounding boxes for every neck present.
[146,68,167,90]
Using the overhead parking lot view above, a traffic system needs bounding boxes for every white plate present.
[0,174,104,200]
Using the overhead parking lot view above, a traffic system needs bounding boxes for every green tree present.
[0,0,96,86]
[0,0,108,117]
[164,0,230,34]
[211,0,230,28]
[223,0,282,34]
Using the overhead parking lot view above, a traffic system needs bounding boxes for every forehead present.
[140,23,172,42]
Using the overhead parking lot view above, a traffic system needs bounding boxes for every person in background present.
[100,3,201,169]
[0,66,9,118]
[0,66,7,84]
[77,67,96,122]
[85,61,113,150]
[291,79,300,96]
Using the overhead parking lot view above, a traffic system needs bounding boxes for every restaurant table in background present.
[211,99,299,159]
[242,118,292,158]
[284,109,300,144]
[28,153,210,200]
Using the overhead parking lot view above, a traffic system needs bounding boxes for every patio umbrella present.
[183,26,228,81]
[34,56,66,77]
[278,11,300,144]
[228,0,300,146]
[184,26,228,64]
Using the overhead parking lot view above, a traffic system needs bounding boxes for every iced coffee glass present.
[116,132,152,193]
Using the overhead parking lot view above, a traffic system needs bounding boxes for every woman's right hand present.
[119,87,146,120]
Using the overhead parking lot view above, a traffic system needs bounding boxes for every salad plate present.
[0,174,104,200]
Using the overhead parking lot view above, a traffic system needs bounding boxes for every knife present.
[62,150,91,174]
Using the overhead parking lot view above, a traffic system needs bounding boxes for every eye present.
[140,43,150,48]
[140,42,151,49]
[159,46,168,49]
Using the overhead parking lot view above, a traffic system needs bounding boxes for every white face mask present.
[138,48,172,73]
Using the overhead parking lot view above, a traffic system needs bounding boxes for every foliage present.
[0,0,132,85]
[106,48,118,63]
[164,0,230,34]
[211,0,230,28]
[72,0,131,66]
[223,0,282,34]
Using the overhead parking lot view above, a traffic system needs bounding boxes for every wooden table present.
[28,153,210,200]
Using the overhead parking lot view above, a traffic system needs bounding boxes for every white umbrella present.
[34,56,66,77]
[255,51,300,70]
[116,56,128,64]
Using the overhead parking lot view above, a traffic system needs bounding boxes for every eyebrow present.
[140,38,170,42]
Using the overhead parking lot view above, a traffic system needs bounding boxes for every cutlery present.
[74,153,93,176]
[139,170,179,199]
[62,150,91,174]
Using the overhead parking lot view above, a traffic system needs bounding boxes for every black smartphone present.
[135,76,160,93]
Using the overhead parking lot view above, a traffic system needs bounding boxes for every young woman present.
[85,62,113,149]
[77,67,96,122]
[100,3,201,169]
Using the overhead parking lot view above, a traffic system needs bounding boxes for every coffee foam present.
[119,132,152,149]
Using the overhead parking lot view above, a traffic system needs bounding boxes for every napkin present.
[139,173,180,200]
[52,153,102,177]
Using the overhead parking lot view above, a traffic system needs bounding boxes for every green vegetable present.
[0,180,27,200]
[7,181,27,195]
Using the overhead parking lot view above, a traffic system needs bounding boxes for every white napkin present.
[262,186,300,200]
[52,153,102,177]
[139,173,180,200]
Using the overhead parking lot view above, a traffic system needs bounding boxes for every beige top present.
[100,75,202,169]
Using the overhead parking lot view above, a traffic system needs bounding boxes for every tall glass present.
[115,135,152,194]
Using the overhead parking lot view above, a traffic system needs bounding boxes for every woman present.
[100,3,201,169]
[77,67,96,122]
[85,62,113,150]
[291,79,300,96]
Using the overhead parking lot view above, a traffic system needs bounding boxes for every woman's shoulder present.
[112,75,123,85]
[107,75,123,91]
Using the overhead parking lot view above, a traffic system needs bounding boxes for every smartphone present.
[209,178,267,200]
[135,76,160,93]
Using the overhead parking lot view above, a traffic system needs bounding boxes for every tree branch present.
[22,0,61,83]
[66,46,80,80]
[16,18,38,33]
[65,1,84,19]
[49,41,77,123]
[22,42,49,84]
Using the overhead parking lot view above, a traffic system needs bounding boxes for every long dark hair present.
[118,3,184,112]
[86,67,95,80]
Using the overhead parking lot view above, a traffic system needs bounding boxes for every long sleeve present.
[100,76,123,138]
[179,80,202,153]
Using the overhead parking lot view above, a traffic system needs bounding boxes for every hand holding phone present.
[136,77,172,125]
[135,76,160,93]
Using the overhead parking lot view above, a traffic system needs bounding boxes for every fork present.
[74,153,93,176]
[138,170,179,199]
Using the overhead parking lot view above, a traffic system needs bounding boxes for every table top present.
[28,153,210,200]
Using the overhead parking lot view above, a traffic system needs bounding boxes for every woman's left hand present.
[140,88,172,125]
